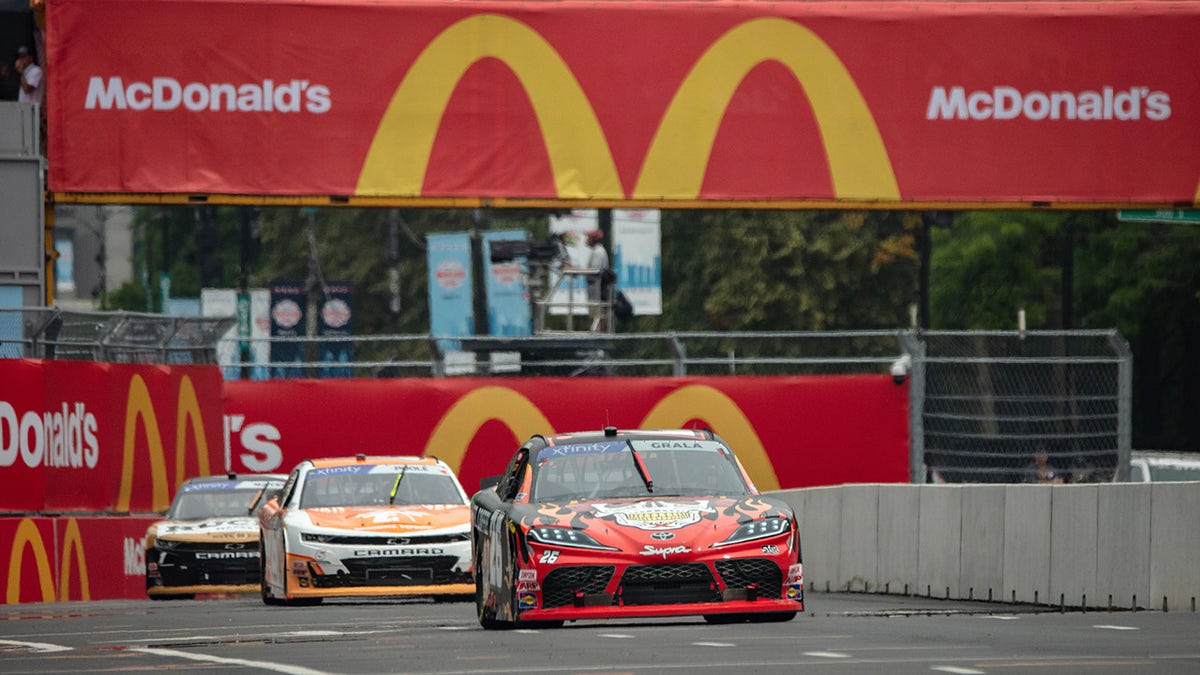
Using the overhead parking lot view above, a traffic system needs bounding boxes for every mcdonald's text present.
[0,401,99,469]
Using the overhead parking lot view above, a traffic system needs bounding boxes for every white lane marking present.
[289,630,343,637]
[804,651,852,658]
[600,633,636,639]
[129,647,335,675]
[982,615,1020,620]
[1093,625,1140,631]
[0,639,73,653]
[931,667,986,674]
[693,641,736,647]
[438,625,472,630]
[514,629,542,634]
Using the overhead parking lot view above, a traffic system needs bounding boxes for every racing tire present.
[749,611,797,623]
[702,613,750,624]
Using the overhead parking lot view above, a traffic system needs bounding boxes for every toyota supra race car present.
[258,455,473,605]
[144,473,286,599]
[472,427,803,628]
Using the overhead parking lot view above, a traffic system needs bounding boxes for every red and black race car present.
[471,427,803,628]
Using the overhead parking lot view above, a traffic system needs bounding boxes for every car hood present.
[512,495,793,549]
[301,504,470,533]
[147,517,258,542]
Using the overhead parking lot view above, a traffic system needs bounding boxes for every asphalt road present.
[2,592,1198,674]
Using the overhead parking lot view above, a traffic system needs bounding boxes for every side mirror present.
[479,475,501,492]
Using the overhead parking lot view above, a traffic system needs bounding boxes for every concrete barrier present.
[773,481,1200,611]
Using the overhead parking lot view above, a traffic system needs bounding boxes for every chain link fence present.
[900,330,1132,484]
[0,308,234,364]
[0,310,1132,483]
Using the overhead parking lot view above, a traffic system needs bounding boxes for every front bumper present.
[512,553,804,621]
[281,541,473,599]
[145,544,261,593]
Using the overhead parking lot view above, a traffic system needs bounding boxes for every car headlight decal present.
[714,517,791,547]
[528,527,619,551]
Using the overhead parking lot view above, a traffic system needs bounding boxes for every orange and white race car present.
[258,455,472,605]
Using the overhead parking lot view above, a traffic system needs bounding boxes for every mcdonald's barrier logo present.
[5,518,90,604]
[358,15,899,201]
[118,373,213,513]
[425,384,781,492]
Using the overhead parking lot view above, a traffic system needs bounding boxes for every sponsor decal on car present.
[592,500,714,531]
[640,545,692,559]
[649,531,675,541]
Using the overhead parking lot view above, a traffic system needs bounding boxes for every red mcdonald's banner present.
[0,360,225,514]
[222,376,910,493]
[46,0,1200,206]
[1,516,158,604]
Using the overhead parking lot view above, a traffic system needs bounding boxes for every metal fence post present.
[898,331,926,483]
[1109,331,1134,482]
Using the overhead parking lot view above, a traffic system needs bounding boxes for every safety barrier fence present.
[773,482,1200,613]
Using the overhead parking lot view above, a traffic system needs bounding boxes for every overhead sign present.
[1117,210,1200,223]
[46,0,1200,206]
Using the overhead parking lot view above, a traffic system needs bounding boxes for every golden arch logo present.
[358,14,622,199]
[117,374,212,512]
[634,18,898,200]
[5,518,90,604]
[358,15,897,201]
[426,386,555,474]
[638,384,780,491]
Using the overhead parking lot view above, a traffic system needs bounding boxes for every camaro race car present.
[258,455,473,605]
[472,427,803,628]
[144,473,286,599]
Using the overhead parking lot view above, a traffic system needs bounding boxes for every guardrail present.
[771,482,1200,612]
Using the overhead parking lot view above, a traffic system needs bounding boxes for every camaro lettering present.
[85,76,332,114]
[195,551,259,559]
[353,548,445,556]
[926,85,1171,121]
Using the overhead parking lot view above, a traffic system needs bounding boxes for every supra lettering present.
[927,86,1171,121]
[85,77,332,114]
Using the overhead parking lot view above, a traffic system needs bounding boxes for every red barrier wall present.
[0,360,226,513]
[2,516,157,605]
[222,375,910,493]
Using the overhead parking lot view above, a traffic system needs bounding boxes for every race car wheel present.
[702,613,750,624]
[749,611,797,623]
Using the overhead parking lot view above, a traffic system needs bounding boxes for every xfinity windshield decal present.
[309,465,372,477]
[85,76,332,113]
[543,442,626,457]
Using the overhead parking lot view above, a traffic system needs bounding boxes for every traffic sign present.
[1117,210,1200,223]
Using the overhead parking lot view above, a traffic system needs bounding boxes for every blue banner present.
[483,230,532,337]
[426,232,474,347]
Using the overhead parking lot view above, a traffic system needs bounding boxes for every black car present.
[144,473,286,599]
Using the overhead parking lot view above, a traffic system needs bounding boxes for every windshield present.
[168,481,280,520]
[532,439,750,502]
[299,464,465,509]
